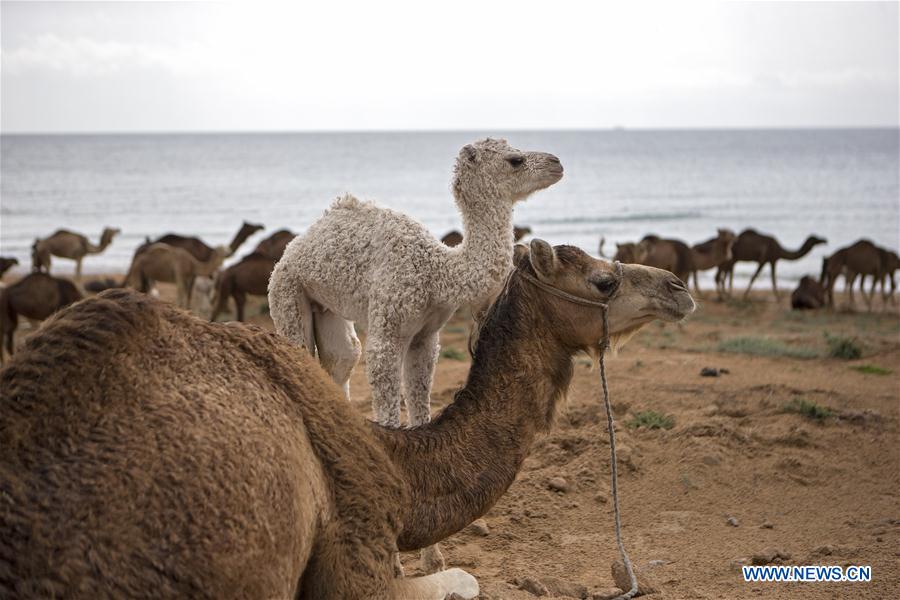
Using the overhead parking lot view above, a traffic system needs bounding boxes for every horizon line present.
[1,125,899,137]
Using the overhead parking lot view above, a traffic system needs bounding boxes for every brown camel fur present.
[210,252,276,322]
[440,225,531,248]
[0,242,694,599]
[790,276,826,310]
[138,221,264,262]
[820,239,884,310]
[876,247,899,306]
[253,229,297,261]
[634,235,694,284]
[715,229,827,299]
[125,243,227,309]
[600,240,649,264]
[0,257,19,279]
[31,227,120,281]
[690,229,736,297]
[0,272,82,364]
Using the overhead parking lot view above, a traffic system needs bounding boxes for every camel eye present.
[594,277,618,295]
[506,155,525,168]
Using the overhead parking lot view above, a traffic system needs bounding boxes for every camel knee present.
[391,568,479,600]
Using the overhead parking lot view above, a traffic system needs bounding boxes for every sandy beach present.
[9,274,893,599]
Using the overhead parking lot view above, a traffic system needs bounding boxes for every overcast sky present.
[1,1,898,133]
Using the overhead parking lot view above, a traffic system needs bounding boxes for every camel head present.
[101,227,122,242]
[717,228,737,261]
[241,221,265,237]
[515,239,695,354]
[614,242,648,264]
[452,138,563,208]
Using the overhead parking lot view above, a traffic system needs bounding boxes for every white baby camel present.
[269,138,562,427]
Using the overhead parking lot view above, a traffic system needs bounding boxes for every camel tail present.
[268,265,316,355]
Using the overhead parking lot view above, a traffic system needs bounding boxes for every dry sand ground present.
[8,275,900,599]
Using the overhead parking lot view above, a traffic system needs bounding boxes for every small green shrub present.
[626,410,675,430]
[850,364,892,376]
[782,398,833,421]
[717,336,819,359]
[440,347,467,361]
[824,333,862,360]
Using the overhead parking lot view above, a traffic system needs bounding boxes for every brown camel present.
[820,239,883,310]
[876,247,899,306]
[634,235,694,284]
[253,229,297,261]
[0,272,82,364]
[210,251,276,322]
[715,229,827,299]
[790,276,826,310]
[138,221,264,262]
[31,227,121,281]
[0,241,694,599]
[0,257,18,279]
[599,239,649,264]
[125,243,227,309]
[690,229,736,297]
[440,225,532,247]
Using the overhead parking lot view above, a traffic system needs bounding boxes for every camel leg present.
[846,272,857,309]
[743,262,765,299]
[234,290,247,322]
[314,309,361,399]
[365,313,404,428]
[268,274,316,352]
[866,275,877,311]
[390,568,479,600]
[728,265,735,295]
[770,261,780,300]
[75,257,83,283]
[691,270,703,297]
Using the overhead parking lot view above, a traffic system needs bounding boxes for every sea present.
[1,129,898,288]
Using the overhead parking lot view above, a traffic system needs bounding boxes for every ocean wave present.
[537,211,703,225]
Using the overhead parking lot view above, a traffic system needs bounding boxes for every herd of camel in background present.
[0,221,897,363]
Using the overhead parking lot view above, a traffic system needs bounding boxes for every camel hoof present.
[441,568,479,599]
[421,544,447,574]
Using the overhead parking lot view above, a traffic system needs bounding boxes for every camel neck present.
[779,238,815,260]
[445,195,515,303]
[372,282,572,550]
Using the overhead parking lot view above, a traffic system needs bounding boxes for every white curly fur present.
[268,138,563,429]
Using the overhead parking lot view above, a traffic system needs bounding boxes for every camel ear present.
[513,243,530,267]
[460,144,478,163]
[529,239,557,279]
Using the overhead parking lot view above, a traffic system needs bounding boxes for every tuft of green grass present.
[440,347,467,361]
[782,398,833,421]
[850,364,892,376]
[626,410,675,430]
[824,332,862,360]
[717,336,819,359]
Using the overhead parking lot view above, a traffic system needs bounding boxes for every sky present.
[1,1,898,133]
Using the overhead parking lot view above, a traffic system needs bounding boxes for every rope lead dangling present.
[599,307,638,600]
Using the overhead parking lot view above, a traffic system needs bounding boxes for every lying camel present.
[791,276,826,310]
[138,221,264,262]
[210,252,276,322]
[125,243,227,309]
[31,227,120,281]
[690,229,736,297]
[821,239,883,310]
[0,241,694,599]
[0,272,82,364]
[440,225,532,248]
[0,257,18,279]
[253,229,297,261]
[716,229,827,299]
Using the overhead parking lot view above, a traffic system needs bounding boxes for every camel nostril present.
[667,278,688,293]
